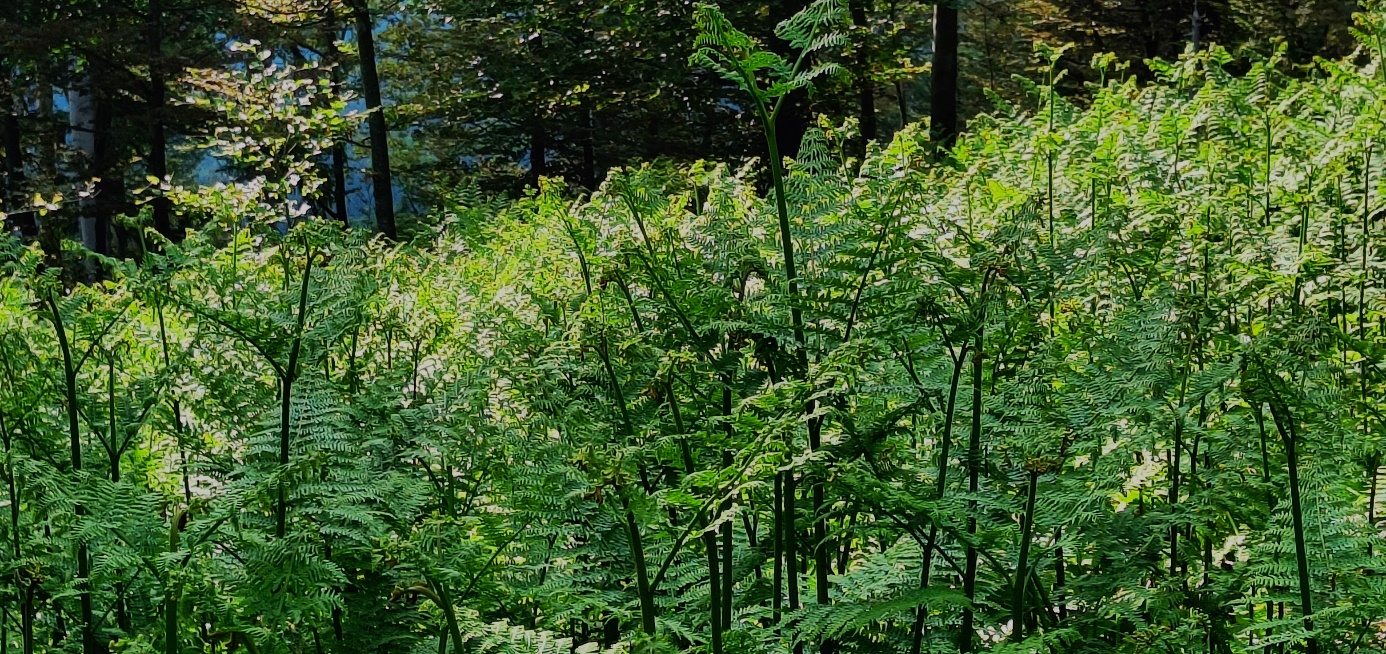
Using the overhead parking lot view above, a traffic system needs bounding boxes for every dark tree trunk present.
[327,18,350,227]
[35,87,59,271]
[348,0,396,239]
[68,71,97,254]
[93,98,118,258]
[930,0,959,149]
[529,121,546,187]
[2,72,22,212]
[850,0,877,158]
[0,0,19,222]
[771,0,810,160]
[777,96,809,162]
[332,141,348,226]
[146,0,172,240]
[890,0,908,129]
[68,68,113,279]
[581,108,597,191]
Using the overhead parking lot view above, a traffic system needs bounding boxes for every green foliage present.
[9,4,1386,654]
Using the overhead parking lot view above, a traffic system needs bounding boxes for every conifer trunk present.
[68,70,104,274]
[529,122,547,187]
[348,0,395,239]
[147,0,172,240]
[850,0,877,156]
[930,0,959,148]
[2,66,23,215]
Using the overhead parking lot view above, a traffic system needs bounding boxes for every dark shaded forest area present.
[0,1,1385,654]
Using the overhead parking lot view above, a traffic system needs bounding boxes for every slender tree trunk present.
[889,1,908,129]
[582,108,597,190]
[1190,0,1202,51]
[326,15,349,227]
[850,0,877,158]
[36,89,53,180]
[347,0,395,239]
[33,89,59,270]
[930,0,959,148]
[95,92,123,257]
[146,0,172,240]
[67,69,102,275]
[2,66,23,215]
[529,121,547,187]
[0,0,21,217]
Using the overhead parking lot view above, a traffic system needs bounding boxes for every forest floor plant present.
[3,3,1386,654]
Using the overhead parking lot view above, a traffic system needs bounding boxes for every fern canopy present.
[5,4,1386,654]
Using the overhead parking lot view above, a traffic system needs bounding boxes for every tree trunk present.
[326,14,350,227]
[67,68,108,279]
[890,0,908,129]
[771,0,810,160]
[930,0,959,148]
[93,100,123,258]
[68,71,97,248]
[529,121,546,187]
[332,138,348,226]
[2,68,23,215]
[33,85,60,271]
[147,0,173,240]
[348,0,395,239]
[581,108,597,191]
[850,0,877,158]
[0,0,21,224]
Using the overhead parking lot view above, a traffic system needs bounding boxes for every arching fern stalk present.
[690,4,848,651]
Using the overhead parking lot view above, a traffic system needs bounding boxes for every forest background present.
[0,0,1366,243]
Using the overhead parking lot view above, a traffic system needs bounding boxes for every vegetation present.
[3,0,1386,653]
